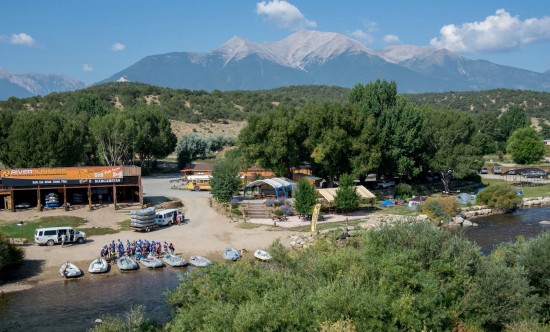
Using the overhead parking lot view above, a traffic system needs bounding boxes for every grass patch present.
[118,219,131,231]
[79,227,119,237]
[0,216,87,241]
[481,178,550,198]
[378,205,419,216]
[287,218,364,232]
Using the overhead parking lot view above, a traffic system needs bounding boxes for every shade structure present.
[316,185,375,203]
[244,177,296,199]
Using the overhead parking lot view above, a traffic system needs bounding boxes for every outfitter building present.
[0,166,143,211]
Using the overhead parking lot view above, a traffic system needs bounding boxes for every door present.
[69,229,75,242]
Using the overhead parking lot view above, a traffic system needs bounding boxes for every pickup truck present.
[374,180,396,189]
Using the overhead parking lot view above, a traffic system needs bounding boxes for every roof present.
[181,163,213,172]
[294,173,323,181]
[316,185,375,202]
[245,177,296,189]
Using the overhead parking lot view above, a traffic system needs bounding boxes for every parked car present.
[505,169,517,175]
[480,167,488,174]
[492,166,502,174]
[523,171,547,178]
[374,180,396,189]
[34,227,86,246]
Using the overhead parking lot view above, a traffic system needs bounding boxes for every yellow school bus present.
[185,175,212,191]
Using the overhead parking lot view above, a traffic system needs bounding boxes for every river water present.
[1,206,549,331]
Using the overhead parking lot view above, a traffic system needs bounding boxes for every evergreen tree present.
[293,179,318,215]
[333,174,359,214]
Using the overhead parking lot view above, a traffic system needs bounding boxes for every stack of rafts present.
[72,192,85,205]
[130,207,156,228]
[45,193,60,208]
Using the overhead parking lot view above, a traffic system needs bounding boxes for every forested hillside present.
[403,89,550,121]
[1,83,548,123]
[0,83,349,123]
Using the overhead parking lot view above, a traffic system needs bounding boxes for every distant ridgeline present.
[0,82,548,122]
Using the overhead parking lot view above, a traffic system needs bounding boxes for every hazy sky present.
[2,0,549,84]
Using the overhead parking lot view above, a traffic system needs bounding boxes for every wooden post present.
[10,189,15,212]
[88,184,92,210]
[139,182,143,208]
[113,184,117,210]
[63,186,67,211]
[37,187,41,211]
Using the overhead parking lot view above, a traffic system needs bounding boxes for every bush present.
[0,232,24,275]
[476,182,522,212]
[279,204,292,216]
[421,196,460,223]
[394,183,414,200]
[231,208,242,216]
[89,305,158,332]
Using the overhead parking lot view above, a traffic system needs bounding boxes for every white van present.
[155,209,184,226]
[34,227,86,246]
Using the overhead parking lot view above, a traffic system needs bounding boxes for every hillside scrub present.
[165,222,549,331]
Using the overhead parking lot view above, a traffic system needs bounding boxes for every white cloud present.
[430,9,550,53]
[111,42,125,51]
[82,64,94,72]
[383,34,400,44]
[348,19,378,46]
[8,33,35,46]
[256,0,316,30]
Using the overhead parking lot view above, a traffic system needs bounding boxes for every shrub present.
[231,208,242,216]
[421,196,460,223]
[265,198,276,207]
[394,183,414,200]
[279,204,292,216]
[273,209,283,216]
[0,232,24,276]
[476,182,522,212]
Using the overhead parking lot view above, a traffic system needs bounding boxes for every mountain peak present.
[214,36,267,64]
[272,30,373,68]
[376,44,462,64]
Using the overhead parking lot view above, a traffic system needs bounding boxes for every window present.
[44,230,56,236]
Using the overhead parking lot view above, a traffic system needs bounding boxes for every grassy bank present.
[482,178,550,198]
[0,216,122,240]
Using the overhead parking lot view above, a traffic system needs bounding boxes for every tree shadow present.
[2,259,45,282]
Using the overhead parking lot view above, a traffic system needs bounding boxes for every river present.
[1,206,549,331]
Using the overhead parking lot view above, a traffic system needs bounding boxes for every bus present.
[185,175,212,191]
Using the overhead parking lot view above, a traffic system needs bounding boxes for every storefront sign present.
[1,167,124,186]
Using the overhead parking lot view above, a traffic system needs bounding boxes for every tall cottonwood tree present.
[423,109,482,192]
[89,112,134,166]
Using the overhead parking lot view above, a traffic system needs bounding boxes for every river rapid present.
[1,206,549,331]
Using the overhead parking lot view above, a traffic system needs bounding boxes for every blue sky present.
[1,0,549,84]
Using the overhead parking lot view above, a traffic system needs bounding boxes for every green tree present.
[293,179,318,215]
[498,106,530,141]
[3,110,84,167]
[210,157,242,202]
[377,98,425,179]
[423,109,483,193]
[89,112,134,166]
[130,109,177,169]
[333,174,359,214]
[507,127,545,164]
[238,108,305,177]
[176,133,209,168]
[476,182,522,212]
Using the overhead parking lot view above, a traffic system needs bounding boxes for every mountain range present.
[0,68,86,100]
[102,30,550,93]
[3,30,550,99]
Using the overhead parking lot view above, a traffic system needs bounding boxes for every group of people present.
[100,239,175,263]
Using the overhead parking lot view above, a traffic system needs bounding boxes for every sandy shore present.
[0,174,386,294]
